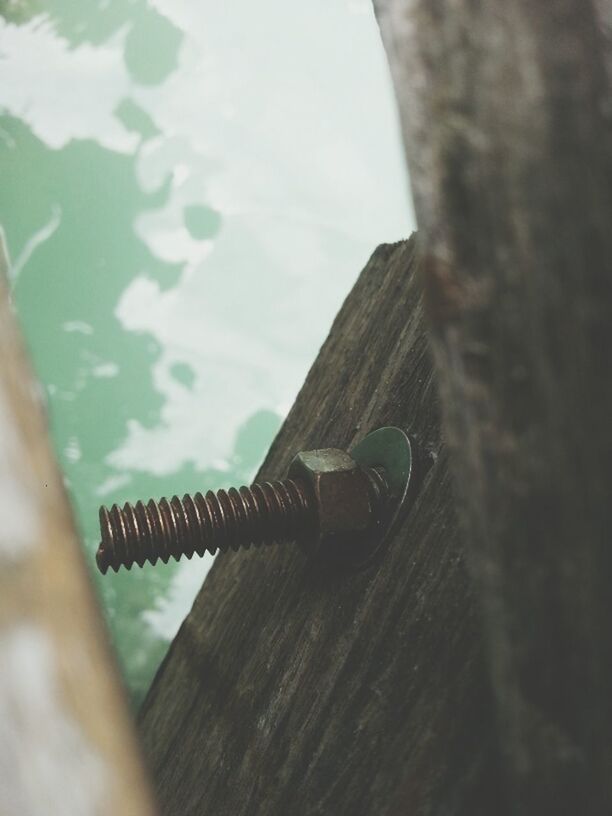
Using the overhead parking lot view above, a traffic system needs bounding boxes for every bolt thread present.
[96,467,388,574]
[97,479,315,574]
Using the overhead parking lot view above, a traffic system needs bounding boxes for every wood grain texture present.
[0,232,156,816]
[374,2,612,813]
[139,239,503,816]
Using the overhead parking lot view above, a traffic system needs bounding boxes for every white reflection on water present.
[0,16,136,151]
[0,0,413,699]
[11,205,62,284]
[110,0,414,476]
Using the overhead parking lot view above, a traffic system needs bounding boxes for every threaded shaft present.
[96,478,316,574]
[96,466,389,574]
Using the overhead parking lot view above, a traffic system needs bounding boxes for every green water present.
[0,0,412,706]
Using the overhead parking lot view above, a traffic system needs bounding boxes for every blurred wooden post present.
[0,232,156,815]
[374,1,612,812]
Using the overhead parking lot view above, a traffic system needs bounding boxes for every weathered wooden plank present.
[0,232,156,815]
[374,1,612,812]
[139,239,503,815]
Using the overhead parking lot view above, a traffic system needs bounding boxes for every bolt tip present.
[96,544,109,575]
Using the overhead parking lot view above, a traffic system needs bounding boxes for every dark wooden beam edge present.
[139,239,502,815]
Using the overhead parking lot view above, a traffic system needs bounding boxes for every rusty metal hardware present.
[95,427,413,574]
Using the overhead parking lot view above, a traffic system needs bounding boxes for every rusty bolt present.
[96,448,388,574]
[288,449,386,556]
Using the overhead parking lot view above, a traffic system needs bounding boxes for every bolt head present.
[288,448,374,556]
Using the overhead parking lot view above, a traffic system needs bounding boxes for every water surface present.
[0,0,413,705]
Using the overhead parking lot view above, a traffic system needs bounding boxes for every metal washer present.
[348,426,413,569]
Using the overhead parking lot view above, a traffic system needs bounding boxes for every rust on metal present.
[96,428,413,575]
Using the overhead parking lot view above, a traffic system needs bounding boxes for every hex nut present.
[287,448,374,555]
